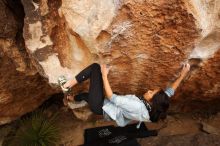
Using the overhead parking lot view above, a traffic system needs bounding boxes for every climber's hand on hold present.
[63,97,68,106]
[67,94,74,101]
[63,94,74,107]
[180,63,190,78]
[101,64,111,77]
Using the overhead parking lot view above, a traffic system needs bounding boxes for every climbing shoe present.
[58,75,72,94]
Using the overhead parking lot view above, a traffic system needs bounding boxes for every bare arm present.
[101,64,113,100]
[170,63,190,91]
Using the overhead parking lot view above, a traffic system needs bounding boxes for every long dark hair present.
[149,90,170,122]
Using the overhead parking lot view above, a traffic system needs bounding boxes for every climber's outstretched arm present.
[170,63,190,91]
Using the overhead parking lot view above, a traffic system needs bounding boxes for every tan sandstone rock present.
[0,0,219,124]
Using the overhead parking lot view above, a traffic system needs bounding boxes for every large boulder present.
[0,0,219,124]
[22,0,220,99]
[0,0,56,125]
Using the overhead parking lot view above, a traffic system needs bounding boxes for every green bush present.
[10,110,60,146]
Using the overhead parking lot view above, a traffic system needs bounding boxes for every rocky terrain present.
[1,100,220,146]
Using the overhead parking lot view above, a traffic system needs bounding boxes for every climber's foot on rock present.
[58,75,72,94]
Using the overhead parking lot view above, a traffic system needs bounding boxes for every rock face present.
[0,0,56,125]
[0,0,220,124]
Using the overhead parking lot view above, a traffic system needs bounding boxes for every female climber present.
[58,63,190,127]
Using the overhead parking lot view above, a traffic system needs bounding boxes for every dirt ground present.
[55,106,220,146]
[1,102,220,146]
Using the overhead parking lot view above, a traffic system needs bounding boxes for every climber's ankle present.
[64,79,77,88]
